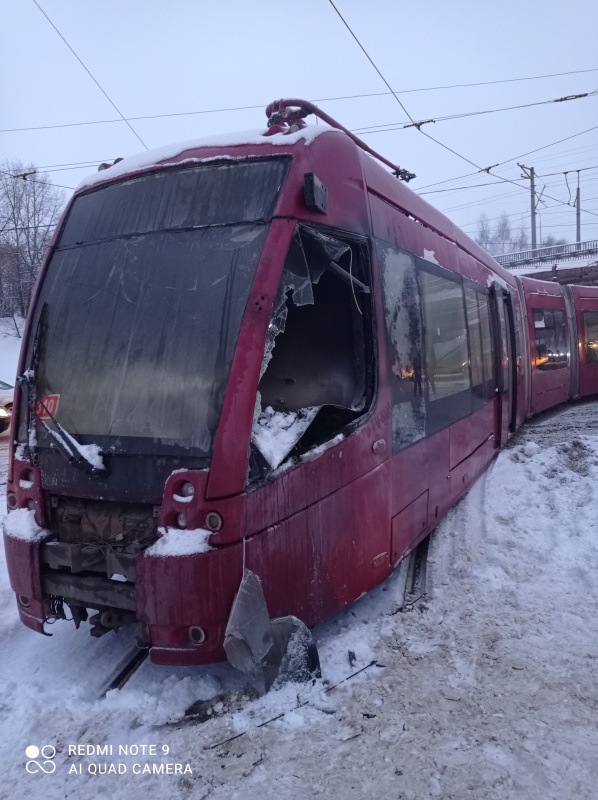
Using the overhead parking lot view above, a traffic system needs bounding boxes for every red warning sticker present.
[35,394,60,420]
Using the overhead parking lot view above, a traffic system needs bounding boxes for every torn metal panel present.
[224,570,320,694]
[224,571,273,676]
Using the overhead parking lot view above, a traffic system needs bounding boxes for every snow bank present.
[1,402,598,799]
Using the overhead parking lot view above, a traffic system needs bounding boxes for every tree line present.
[0,160,65,335]
[473,211,567,256]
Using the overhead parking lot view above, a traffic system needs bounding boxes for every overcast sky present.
[2,0,597,246]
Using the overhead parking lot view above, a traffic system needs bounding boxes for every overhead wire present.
[353,90,598,134]
[6,8,598,224]
[7,64,595,136]
[0,223,55,234]
[0,168,74,191]
[416,124,598,190]
[32,0,148,150]
[420,167,598,198]
[323,0,598,223]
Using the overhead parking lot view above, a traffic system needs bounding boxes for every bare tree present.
[474,211,566,256]
[494,213,512,256]
[0,161,65,333]
[475,213,493,251]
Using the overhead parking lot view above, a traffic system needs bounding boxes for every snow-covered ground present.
[1,319,597,798]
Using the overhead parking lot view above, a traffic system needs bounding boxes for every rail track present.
[96,535,431,703]
[99,647,149,697]
[402,536,429,608]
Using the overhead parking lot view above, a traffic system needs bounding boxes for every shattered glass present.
[251,225,372,474]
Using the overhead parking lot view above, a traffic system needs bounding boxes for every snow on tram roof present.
[77,125,331,191]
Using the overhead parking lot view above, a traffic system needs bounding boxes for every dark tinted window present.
[583,310,598,363]
[479,292,495,400]
[58,159,289,247]
[533,309,568,371]
[377,243,425,451]
[420,268,471,432]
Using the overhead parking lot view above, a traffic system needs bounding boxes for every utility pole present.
[518,164,537,250]
[575,179,581,248]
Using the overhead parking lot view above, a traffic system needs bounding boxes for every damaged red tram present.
[3,100,597,666]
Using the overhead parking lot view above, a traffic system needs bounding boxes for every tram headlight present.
[176,513,188,529]
[178,481,195,498]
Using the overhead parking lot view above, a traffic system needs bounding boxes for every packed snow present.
[45,426,105,472]
[251,406,320,469]
[3,508,47,543]
[1,320,597,798]
[77,125,331,191]
[146,528,213,557]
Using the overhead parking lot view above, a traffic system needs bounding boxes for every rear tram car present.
[3,101,596,666]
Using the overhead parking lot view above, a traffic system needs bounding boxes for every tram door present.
[491,284,515,447]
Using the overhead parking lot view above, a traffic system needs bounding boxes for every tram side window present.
[249,225,374,480]
[377,243,425,451]
[479,292,495,400]
[583,311,598,363]
[465,286,494,409]
[419,269,472,433]
[533,309,568,370]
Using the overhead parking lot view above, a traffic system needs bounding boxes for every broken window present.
[249,226,373,479]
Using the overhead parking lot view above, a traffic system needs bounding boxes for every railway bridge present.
[495,240,598,285]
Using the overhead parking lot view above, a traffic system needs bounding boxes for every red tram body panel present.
[4,102,598,667]
[520,277,571,414]
[569,284,598,398]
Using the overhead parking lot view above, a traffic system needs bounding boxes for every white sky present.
[2,0,597,246]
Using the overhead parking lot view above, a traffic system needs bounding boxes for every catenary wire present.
[416,124,598,190]
[323,0,598,219]
[0,169,74,191]
[353,91,598,134]
[2,66,598,135]
[420,165,598,195]
[32,0,148,150]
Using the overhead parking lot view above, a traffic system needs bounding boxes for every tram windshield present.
[25,158,289,458]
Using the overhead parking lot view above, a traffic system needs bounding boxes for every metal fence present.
[496,240,598,269]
